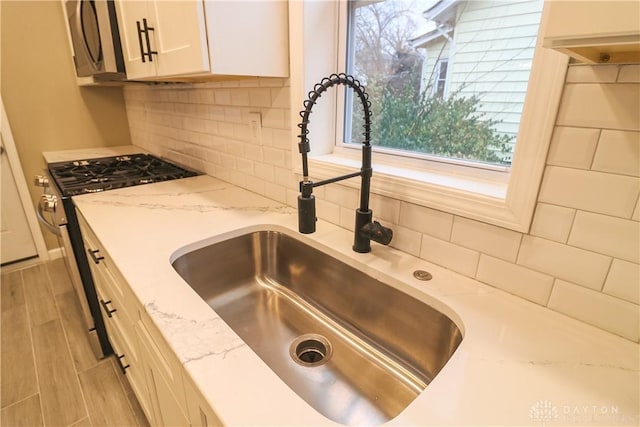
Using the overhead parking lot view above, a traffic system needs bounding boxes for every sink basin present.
[172,230,462,426]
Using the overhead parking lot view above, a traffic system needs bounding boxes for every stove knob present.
[34,175,50,187]
[40,194,57,212]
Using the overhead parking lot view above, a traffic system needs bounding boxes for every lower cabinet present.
[77,210,222,426]
[136,321,189,427]
[184,373,224,427]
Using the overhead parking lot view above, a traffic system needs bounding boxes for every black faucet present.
[297,73,393,253]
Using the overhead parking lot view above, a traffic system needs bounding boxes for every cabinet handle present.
[88,248,104,264]
[141,18,157,63]
[100,299,117,318]
[115,353,130,374]
[136,20,147,63]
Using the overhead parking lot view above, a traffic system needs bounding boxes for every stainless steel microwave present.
[65,0,126,80]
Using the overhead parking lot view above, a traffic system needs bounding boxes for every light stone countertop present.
[58,147,639,426]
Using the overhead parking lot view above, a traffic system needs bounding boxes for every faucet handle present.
[361,220,393,246]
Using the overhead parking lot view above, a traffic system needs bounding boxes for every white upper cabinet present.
[115,0,289,80]
[543,0,640,63]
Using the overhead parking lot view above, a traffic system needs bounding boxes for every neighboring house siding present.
[419,0,542,162]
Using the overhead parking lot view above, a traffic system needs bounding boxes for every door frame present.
[1,97,49,262]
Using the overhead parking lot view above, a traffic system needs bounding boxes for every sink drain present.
[290,334,332,367]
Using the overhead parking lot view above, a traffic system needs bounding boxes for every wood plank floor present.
[1,259,149,427]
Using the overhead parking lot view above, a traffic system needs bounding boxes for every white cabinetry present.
[184,373,224,427]
[115,0,209,80]
[77,210,219,426]
[77,211,153,421]
[135,318,189,427]
[543,0,640,63]
[115,0,289,80]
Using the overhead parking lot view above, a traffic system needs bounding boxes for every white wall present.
[1,1,132,250]
[123,63,640,343]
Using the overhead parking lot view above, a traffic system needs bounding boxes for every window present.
[290,0,568,232]
[345,0,545,166]
[433,58,449,99]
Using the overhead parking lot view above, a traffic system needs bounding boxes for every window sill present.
[301,153,525,230]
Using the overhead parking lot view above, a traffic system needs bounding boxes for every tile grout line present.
[0,392,40,412]
[18,267,46,427]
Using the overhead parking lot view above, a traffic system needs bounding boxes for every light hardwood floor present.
[1,259,150,427]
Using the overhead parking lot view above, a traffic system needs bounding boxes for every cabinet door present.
[184,373,223,427]
[150,0,210,77]
[115,0,156,79]
[136,321,189,427]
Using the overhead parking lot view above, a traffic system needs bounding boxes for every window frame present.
[433,58,450,99]
[289,0,569,233]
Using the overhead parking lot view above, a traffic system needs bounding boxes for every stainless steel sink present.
[172,230,462,426]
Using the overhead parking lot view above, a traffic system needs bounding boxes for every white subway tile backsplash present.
[245,174,265,195]
[249,88,271,107]
[603,259,640,305]
[530,203,575,243]
[236,79,260,88]
[420,234,479,278]
[546,126,599,169]
[399,202,453,240]
[539,166,639,218]
[235,158,253,175]
[201,89,214,104]
[262,147,286,167]
[316,198,341,226]
[218,122,234,138]
[566,65,619,83]
[451,217,522,263]
[271,87,290,109]
[264,182,287,205]
[518,236,611,290]
[213,89,231,105]
[477,255,554,305]
[231,89,251,106]
[271,128,292,150]
[339,206,355,231]
[208,106,225,121]
[254,163,275,182]
[324,184,359,208]
[548,279,639,342]
[388,225,422,257]
[556,83,640,131]
[369,193,401,224]
[226,140,243,157]
[262,109,286,129]
[224,107,243,124]
[243,143,263,162]
[592,130,640,177]
[286,188,299,209]
[568,211,640,263]
[274,167,297,190]
[123,65,640,343]
[258,78,286,88]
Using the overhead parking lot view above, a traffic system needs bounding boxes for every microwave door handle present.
[74,1,100,72]
[36,200,62,236]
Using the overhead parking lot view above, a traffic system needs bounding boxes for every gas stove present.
[35,151,198,361]
[48,153,198,196]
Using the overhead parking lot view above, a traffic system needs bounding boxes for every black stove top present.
[48,153,198,196]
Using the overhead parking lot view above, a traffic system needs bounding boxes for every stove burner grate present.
[48,154,198,196]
